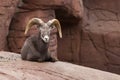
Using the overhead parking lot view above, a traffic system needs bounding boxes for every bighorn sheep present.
[21,18,62,62]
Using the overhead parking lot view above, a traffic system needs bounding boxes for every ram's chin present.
[43,40,49,43]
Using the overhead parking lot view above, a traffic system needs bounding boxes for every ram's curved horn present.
[48,19,62,38]
[24,18,44,35]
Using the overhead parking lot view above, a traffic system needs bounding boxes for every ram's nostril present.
[45,38,47,40]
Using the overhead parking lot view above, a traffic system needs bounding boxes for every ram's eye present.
[41,34,44,37]
[50,26,55,30]
[47,32,50,34]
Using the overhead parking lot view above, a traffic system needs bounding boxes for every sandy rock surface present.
[0,51,120,80]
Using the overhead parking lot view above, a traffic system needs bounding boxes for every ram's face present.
[39,24,53,43]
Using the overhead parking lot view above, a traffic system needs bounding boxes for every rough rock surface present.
[0,51,120,80]
[0,0,19,50]
[79,0,120,74]
[21,0,83,18]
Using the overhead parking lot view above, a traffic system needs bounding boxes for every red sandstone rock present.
[0,0,19,50]
[21,0,83,18]
[57,0,120,74]
[80,0,120,74]
[0,51,120,80]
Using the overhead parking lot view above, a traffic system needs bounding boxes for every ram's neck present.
[35,32,49,52]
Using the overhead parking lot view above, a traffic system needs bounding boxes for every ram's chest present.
[34,39,48,54]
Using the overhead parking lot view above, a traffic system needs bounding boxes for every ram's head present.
[24,18,62,43]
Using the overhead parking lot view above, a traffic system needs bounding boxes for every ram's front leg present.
[21,39,47,62]
[47,52,59,62]
[26,51,40,61]
[26,49,46,62]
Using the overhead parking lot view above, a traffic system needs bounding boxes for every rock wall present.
[57,0,120,74]
[0,0,19,50]
[80,0,120,74]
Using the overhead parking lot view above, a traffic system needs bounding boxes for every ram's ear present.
[39,26,43,31]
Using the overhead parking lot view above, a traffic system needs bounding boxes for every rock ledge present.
[0,51,119,80]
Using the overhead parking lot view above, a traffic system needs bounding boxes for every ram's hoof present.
[51,57,59,62]
[38,59,44,62]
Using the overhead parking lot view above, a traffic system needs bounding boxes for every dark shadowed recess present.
[55,7,82,63]
[55,8,80,26]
